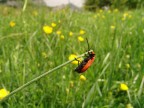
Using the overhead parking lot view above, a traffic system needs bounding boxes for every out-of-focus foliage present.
[84,0,144,11]
[0,0,7,3]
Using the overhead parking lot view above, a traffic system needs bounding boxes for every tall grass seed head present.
[0,88,10,100]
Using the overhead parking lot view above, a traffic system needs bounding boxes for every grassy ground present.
[0,4,144,108]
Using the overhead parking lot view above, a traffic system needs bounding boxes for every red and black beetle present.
[74,38,95,73]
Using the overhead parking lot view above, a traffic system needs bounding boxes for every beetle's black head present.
[88,51,95,57]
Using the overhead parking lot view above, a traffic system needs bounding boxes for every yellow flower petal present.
[79,30,85,35]
[123,13,129,18]
[32,11,38,16]
[9,21,15,27]
[70,81,74,88]
[68,54,81,65]
[80,75,86,81]
[120,83,128,91]
[56,30,61,35]
[66,88,69,94]
[126,103,133,108]
[78,36,84,42]
[142,17,144,22]
[51,23,56,27]
[126,64,130,69]
[60,35,64,40]
[43,25,53,34]
[42,52,47,58]
[114,9,119,13]
[0,88,10,100]
[110,25,115,30]
[69,32,73,36]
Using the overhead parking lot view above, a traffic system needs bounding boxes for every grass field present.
[0,4,144,108]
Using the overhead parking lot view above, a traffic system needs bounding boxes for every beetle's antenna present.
[86,38,90,52]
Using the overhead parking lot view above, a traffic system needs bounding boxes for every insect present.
[74,38,95,73]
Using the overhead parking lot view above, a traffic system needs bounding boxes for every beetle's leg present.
[75,58,80,65]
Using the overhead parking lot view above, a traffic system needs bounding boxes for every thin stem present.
[0,50,92,103]
[22,0,28,12]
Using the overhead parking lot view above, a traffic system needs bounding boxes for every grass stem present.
[0,50,92,103]
[22,0,28,12]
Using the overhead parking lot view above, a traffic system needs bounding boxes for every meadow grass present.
[0,4,144,108]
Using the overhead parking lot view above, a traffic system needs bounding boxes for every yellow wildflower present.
[42,52,47,58]
[136,63,141,69]
[120,83,128,91]
[60,35,64,40]
[43,25,53,34]
[70,81,74,88]
[126,64,130,69]
[122,12,129,21]
[93,15,97,18]
[128,15,132,19]
[99,9,103,13]
[51,22,56,27]
[68,54,81,65]
[62,75,66,79]
[0,88,10,100]
[79,30,85,35]
[69,31,73,36]
[97,13,100,17]
[142,17,144,22]
[108,10,111,13]
[102,15,105,19]
[32,11,38,16]
[126,55,130,59]
[126,103,133,108]
[110,25,115,30]
[58,20,61,23]
[123,13,129,18]
[80,75,86,81]
[9,21,16,27]
[56,30,61,35]
[66,88,69,94]
[122,17,126,21]
[114,9,119,13]
[37,63,40,67]
[78,36,84,42]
